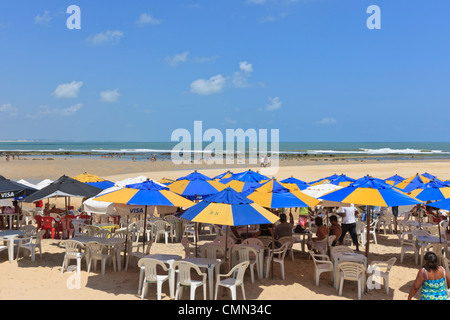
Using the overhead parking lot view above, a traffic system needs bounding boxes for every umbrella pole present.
[271,225,275,279]
[365,205,370,258]
[124,215,129,269]
[143,205,148,251]
[195,222,198,258]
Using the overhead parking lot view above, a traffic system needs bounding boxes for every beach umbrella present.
[176,170,212,181]
[328,174,356,187]
[280,176,310,190]
[73,172,115,190]
[0,176,37,200]
[248,179,321,209]
[94,179,195,258]
[34,179,54,190]
[24,175,102,203]
[408,179,450,202]
[158,178,175,185]
[179,187,279,266]
[320,176,422,257]
[219,169,269,185]
[169,171,226,201]
[384,174,405,186]
[421,172,440,181]
[308,174,340,186]
[395,173,431,193]
[16,179,38,189]
[213,171,234,180]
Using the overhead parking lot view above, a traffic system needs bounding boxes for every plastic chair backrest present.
[241,238,264,249]
[201,243,224,260]
[257,236,273,249]
[331,245,354,256]
[236,245,257,263]
[213,236,235,248]
[173,261,204,286]
[93,229,111,239]
[138,258,169,282]
[64,240,84,256]
[230,261,250,285]
[412,229,431,239]
[86,241,106,258]
[338,262,366,280]
[42,217,56,228]
[154,220,169,232]
[35,230,46,244]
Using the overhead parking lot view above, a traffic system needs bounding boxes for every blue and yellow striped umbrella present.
[213,171,234,180]
[169,171,226,200]
[73,172,115,190]
[320,176,421,207]
[247,179,321,209]
[395,173,431,193]
[94,179,194,208]
[384,174,405,186]
[408,180,450,201]
[219,169,269,185]
[179,187,279,226]
[309,174,340,186]
[280,176,310,190]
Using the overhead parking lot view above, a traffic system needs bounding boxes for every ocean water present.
[1,141,450,161]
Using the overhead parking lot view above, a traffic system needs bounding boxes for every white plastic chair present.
[337,262,366,300]
[213,235,235,250]
[265,242,290,279]
[362,219,378,245]
[16,229,46,262]
[92,229,112,239]
[82,225,101,236]
[182,222,197,243]
[137,258,172,300]
[61,240,86,274]
[71,220,87,236]
[400,234,420,264]
[311,253,334,286]
[20,224,37,236]
[137,220,154,243]
[201,243,225,275]
[233,245,259,283]
[309,237,329,258]
[215,261,250,300]
[278,236,296,261]
[154,220,174,244]
[366,257,396,294]
[86,241,116,276]
[173,260,207,300]
[181,237,196,258]
[378,214,393,234]
[125,239,153,271]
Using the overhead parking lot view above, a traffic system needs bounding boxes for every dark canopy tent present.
[24,175,102,203]
[0,175,38,200]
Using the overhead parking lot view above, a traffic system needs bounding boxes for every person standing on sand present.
[337,204,360,251]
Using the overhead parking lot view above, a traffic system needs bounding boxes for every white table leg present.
[138,267,144,295]
[208,267,214,300]
[8,239,13,262]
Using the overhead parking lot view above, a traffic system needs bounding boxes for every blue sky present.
[0,0,449,142]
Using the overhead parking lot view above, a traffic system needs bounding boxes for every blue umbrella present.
[384,174,405,186]
[86,181,115,190]
[280,176,310,190]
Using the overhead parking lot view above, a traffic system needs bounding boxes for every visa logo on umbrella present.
[129,208,144,214]
[0,192,14,198]
[171,121,279,176]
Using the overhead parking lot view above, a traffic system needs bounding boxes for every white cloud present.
[86,30,124,46]
[53,81,83,99]
[100,89,120,103]
[27,103,82,119]
[239,61,253,73]
[136,13,163,25]
[232,61,254,88]
[316,117,337,125]
[0,104,18,117]
[265,97,282,111]
[165,51,189,67]
[35,10,52,24]
[190,74,226,95]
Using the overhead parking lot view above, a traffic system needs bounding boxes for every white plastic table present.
[182,257,221,300]
[331,251,367,290]
[138,253,182,298]
[0,230,25,262]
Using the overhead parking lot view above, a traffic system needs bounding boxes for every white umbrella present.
[35,179,53,190]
